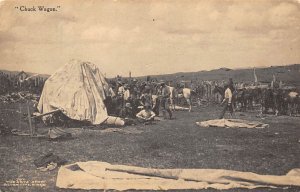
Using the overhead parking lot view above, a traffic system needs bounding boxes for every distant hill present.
[1,64,300,86]
[138,64,300,86]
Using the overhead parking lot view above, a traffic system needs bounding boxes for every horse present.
[260,88,292,116]
[241,88,255,111]
[282,90,299,116]
[167,85,177,110]
[176,87,198,109]
[212,86,225,100]
[235,89,247,111]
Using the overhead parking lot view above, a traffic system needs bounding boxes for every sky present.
[0,0,300,77]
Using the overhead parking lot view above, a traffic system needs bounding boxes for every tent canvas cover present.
[37,59,110,125]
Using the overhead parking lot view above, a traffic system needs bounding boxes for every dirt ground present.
[1,102,300,192]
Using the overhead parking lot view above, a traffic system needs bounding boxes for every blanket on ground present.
[196,119,269,129]
[56,161,300,190]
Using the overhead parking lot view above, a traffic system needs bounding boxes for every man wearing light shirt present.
[219,84,233,119]
[136,103,156,124]
[123,84,130,101]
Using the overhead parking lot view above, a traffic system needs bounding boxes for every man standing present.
[228,78,235,92]
[104,85,116,115]
[140,85,152,106]
[152,85,160,116]
[130,78,139,98]
[159,81,173,119]
[229,78,238,108]
[123,84,131,102]
[219,84,233,119]
[117,81,125,96]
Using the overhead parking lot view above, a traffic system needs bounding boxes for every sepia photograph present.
[0,0,300,191]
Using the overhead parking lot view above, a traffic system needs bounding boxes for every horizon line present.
[0,63,299,78]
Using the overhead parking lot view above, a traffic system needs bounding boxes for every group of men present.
[105,77,237,124]
[105,79,174,125]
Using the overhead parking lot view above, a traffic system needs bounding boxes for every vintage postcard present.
[0,0,300,191]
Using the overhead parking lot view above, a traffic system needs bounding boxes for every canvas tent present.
[37,59,111,125]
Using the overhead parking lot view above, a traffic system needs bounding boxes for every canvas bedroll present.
[56,161,300,190]
[196,119,269,129]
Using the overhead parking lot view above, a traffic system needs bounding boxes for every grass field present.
[1,102,300,192]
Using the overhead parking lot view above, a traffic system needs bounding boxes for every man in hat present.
[136,102,156,124]
[140,85,152,106]
[123,84,131,101]
[104,84,116,115]
[228,78,235,94]
[219,84,233,119]
[228,77,235,104]
[151,83,160,116]
[159,80,173,119]
[117,81,125,96]
[130,78,139,97]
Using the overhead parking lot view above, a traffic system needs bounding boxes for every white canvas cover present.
[196,119,269,129]
[37,59,110,124]
[56,161,300,190]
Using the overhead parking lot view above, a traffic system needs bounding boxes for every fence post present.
[27,104,33,137]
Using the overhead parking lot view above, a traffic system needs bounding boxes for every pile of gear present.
[0,91,39,104]
[34,153,67,172]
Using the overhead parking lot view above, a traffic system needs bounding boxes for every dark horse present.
[212,86,225,100]
[236,88,259,111]
[261,88,300,116]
